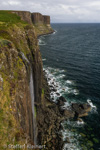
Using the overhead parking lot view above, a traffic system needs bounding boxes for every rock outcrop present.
[71,103,91,118]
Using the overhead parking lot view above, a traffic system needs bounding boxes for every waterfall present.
[29,67,37,145]
[20,52,37,145]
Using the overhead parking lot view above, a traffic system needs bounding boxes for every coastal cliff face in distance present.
[12,11,54,36]
[31,13,50,25]
[43,15,50,24]
[31,13,44,24]
[31,12,54,36]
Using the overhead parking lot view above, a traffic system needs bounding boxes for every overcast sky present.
[1,0,100,23]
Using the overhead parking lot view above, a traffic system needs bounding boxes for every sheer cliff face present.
[0,10,54,149]
[0,11,45,147]
[43,15,50,25]
[31,13,44,24]
[31,13,50,25]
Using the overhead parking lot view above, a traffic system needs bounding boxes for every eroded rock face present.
[0,39,34,143]
[0,22,43,146]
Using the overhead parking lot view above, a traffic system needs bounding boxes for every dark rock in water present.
[63,109,75,118]
[52,88,57,92]
[65,137,70,143]
[71,103,91,118]
[56,93,60,96]
[49,85,54,88]
[52,82,54,85]
[57,96,66,106]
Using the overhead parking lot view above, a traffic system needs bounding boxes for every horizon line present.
[51,22,100,24]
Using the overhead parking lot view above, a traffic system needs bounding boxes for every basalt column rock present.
[43,15,50,25]
[31,13,44,24]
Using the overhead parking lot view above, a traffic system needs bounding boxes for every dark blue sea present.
[39,23,100,150]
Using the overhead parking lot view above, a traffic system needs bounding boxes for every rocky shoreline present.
[37,70,91,150]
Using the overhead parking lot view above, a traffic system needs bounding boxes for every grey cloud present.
[0,0,100,22]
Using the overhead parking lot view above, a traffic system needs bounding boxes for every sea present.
[39,23,100,150]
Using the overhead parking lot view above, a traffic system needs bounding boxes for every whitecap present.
[61,127,81,150]
[53,30,57,34]
[87,99,97,113]
[56,74,65,79]
[77,119,84,125]
[73,89,79,95]
[61,102,71,110]
[38,38,46,45]
[42,58,46,61]
[66,119,84,128]
[66,80,73,85]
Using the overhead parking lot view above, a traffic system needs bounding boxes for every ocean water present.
[39,23,100,150]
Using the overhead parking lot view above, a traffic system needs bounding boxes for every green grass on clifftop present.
[0,11,23,24]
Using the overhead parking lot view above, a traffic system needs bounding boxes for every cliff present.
[12,11,54,36]
[0,10,46,149]
[0,10,91,150]
[0,10,61,150]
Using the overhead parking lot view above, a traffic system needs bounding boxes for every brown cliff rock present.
[31,13,44,24]
[31,13,50,25]
[43,15,50,24]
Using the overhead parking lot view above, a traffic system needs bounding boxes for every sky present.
[0,0,100,23]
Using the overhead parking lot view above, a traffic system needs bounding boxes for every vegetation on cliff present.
[0,10,44,149]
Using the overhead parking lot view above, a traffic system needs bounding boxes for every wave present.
[62,127,81,150]
[44,66,98,150]
[42,58,46,61]
[87,99,97,113]
[44,66,78,102]
[38,37,46,45]
[61,119,85,150]
[53,30,57,34]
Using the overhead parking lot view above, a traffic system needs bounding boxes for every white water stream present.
[20,52,37,145]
